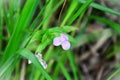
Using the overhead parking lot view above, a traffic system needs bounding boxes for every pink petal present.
[39,59,47,69]
[61,41,70,50]
[53,37,61,46]
[60,34,68,40]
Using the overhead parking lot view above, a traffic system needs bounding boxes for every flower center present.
[61,36,66,42]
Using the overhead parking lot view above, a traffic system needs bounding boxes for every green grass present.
[0,0,120,80]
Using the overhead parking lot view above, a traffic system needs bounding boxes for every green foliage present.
[0,0,120,80]
[20,49,52,80]
[1,0,39,63]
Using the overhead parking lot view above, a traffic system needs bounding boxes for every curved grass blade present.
[89,15,120,33]
[91,2,120,16]
[78,0,120,16]
[20,48,52,80]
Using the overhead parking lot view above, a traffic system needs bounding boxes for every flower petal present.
[61,41,70,50]
[35,53,42,58]
[60,34,68,40]
[53,37,61,46]
[39,59,47,69]
[28,60,32,64]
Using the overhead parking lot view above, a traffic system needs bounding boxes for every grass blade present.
[68,0,93,25]
[107,67,120,80]
[0,55,20,78]
[20,48,52,80]
[89,15,120,33]
[61,0,79,26]
[59,62,72,80]
[2,0,39,63]
[78,0,120,16]
[67,51,79,80]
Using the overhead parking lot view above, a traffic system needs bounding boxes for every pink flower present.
[53,34,70,50]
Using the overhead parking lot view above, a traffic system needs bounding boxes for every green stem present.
[0,0,3,54]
